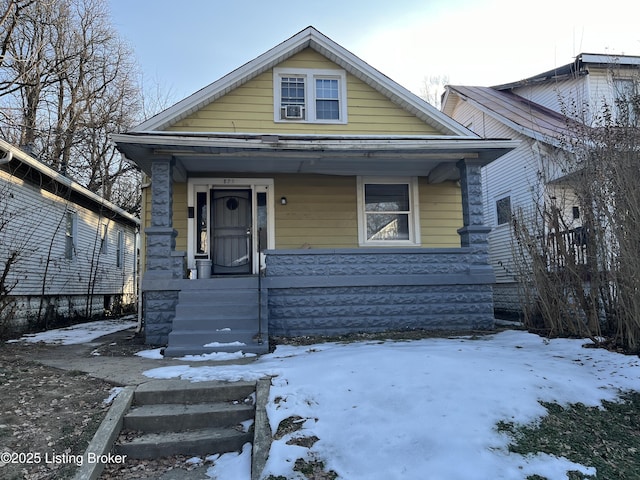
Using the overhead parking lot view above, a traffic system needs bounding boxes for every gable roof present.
[442,85,580,148]
[134,26,472,137]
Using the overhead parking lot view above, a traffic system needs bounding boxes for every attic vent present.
[282,105,305,120]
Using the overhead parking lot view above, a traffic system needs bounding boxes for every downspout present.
[135,227,142,333]
[0,150,13,164]
[136,179,151,334]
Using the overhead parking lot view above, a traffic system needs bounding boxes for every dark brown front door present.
[211,189,252,274]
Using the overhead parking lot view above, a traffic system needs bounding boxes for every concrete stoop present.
[115,379,256,459]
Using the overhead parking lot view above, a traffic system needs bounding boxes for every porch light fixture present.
[280,196,288,205]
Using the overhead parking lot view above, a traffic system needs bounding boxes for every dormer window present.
[274,68,347,124]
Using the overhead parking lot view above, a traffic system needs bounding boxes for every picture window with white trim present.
[357,177,420,246]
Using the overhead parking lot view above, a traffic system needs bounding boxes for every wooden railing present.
[545,226,588,269]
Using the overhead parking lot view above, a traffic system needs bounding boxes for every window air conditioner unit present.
[282,105,304,119]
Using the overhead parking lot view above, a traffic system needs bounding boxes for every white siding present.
[511,77,588,117]
[447,99,543,283]
[0,169,137,323]
[512,66,639,125]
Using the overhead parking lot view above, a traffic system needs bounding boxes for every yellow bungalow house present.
[113,27,517,355]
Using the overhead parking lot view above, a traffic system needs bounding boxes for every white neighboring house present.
[441,53,640,316]
[0,139,140,334]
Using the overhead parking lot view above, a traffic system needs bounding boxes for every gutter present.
[0,149,13,164]
[112,132,518,152]
[0,140,139,226]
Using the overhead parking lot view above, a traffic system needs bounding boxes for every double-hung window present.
[116,230,124,268]
[495,195,512,226]
[613,77,638,125]
[100,223,108,254]
[315,78,340,120]
[357,177,420,246]
[65,211,77,260]
[280,76,306,119]
[274,68,347,123]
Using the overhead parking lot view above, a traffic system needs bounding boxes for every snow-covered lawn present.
[11,320,639,479]
[7,317,137,345]
[144,330,640,480]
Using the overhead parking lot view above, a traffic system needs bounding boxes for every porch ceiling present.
[112,132,518,183]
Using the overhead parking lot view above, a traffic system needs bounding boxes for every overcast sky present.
[108,0,640,103]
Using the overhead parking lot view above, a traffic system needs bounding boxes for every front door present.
[211,189,252,274]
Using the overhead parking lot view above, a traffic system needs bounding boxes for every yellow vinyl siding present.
[173,182,188,253]
[141,183,188,252]
[141,176,462,259]
[273,174,358,249]
[139,182,188,274]
[168,48,442,135]
[418,180,462,247]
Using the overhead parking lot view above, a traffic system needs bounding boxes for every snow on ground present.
[144,330,640,480]
[134,348,256,362]
[7,317,137,345]
[9,320,639,478]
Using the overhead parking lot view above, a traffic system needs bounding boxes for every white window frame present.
[357,176,421,246]
[273,67,347,124]
[65,210,78,260]
[495,194,512,227]
[186,178,276,274]
[116,230,124,268]
[612,77,638,124]
[100,223,109,254]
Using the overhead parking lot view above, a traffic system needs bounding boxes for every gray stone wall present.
[265,249,495,336]
[143,289,179,345]
[142,159,186,345]
[3,293,136,335]
[493,282,523,318]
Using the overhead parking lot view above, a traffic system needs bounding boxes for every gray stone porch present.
[140,158,496,356]
[149,245,496,357]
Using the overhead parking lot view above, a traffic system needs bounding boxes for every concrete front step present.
[115,380,258,460]
[182,276,260,290]
[165,330,269,356]
[177,288,260,304]
[163,341,268,356]
[134,380,256,405]
[170,317,261,330]
[173,305,259,322]
[116,428,253,459]
[124,402,254,432]
[168,275,267,357]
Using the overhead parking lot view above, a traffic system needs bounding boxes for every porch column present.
[457,159,491,256]
[145,158,183,279]
[142,157,184,345]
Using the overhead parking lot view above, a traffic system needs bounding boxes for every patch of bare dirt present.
[0,331,239,480]
[0,342,113,480]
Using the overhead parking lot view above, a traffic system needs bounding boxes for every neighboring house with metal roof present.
[0,139,140,335]
[441,53,640,315]
[113,26,517,355]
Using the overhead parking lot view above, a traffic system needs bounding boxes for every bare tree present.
[420,74,449,109]
[0,0,142,210]
[0,0,35,70]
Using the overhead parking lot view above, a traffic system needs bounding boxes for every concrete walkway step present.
[134,380,256,405]
[116,427,253,459]
[124,402,254,432]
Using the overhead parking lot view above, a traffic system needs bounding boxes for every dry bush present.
[512,74,640,353]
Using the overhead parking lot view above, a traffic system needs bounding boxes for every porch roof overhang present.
[112,132,518,183]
